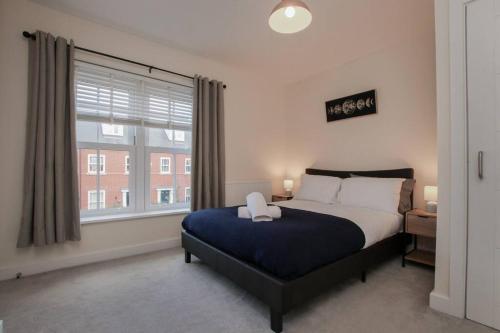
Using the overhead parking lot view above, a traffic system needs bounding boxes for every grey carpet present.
[0,248,495,333]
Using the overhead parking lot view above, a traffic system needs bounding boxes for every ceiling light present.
[269,0,312,34]
[284,7,296,18]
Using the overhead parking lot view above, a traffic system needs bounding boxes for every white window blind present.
[75,63,193,130]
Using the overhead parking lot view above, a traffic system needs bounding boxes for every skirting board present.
[0,237,180,282]
[430,289,464,318]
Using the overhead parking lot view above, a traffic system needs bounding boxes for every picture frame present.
[325,89,377,122]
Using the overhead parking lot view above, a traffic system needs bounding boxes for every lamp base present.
[426,201,437,213]
[284,190,293,197]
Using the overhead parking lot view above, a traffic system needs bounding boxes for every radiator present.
[225,180,272,206]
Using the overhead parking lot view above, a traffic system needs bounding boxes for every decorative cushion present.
[398,179,415,214]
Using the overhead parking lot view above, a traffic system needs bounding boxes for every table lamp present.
[283,179,294,196]
[424,185,438,213]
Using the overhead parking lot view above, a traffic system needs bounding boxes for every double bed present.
[182,168,413,332]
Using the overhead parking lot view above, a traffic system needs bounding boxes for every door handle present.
[478,151,484,180]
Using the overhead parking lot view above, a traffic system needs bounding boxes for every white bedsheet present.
[274,199,403,248]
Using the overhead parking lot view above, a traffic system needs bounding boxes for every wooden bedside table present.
[403,208,436,267]
[272,194,293,202]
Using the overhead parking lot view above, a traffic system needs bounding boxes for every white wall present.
[430,0,453,315]
[283,0,437,209]
[0,0,286,278]
[430,0,469,318]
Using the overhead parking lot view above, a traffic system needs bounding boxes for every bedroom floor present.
[0,248,495,333]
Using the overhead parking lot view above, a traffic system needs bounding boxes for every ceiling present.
[32,0,430,84]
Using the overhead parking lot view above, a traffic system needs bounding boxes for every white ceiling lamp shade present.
[269,0,312,34]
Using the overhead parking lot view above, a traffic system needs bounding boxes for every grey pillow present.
[398,179,415,214]
[349,174,415,214]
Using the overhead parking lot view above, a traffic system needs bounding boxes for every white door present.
[467,0,500,329]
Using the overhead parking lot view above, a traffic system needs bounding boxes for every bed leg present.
[270,308,283,333]
[185,250,191,263]
[401,233,409,267]
[361,270,366,283]
[401,245,406,267]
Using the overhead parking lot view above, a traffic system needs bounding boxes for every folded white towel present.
[238,205,282,220]
[268,205,282,219]
[246,192,273,222]
[238,206,252,219]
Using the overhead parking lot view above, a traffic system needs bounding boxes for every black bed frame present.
[182,168,414,332]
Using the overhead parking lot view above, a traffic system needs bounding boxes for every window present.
[185,158,191,174]
[157,188,173,204]
[125,155,130,174]
[75,62,192,219]
[88,154,105,174]
[185,187,191,203]
[160,157,171,174]
[88,190,105,209]
[101,124,124,136]
[121,189,129,208]
[164,129,185,143]
[80,148,128,214]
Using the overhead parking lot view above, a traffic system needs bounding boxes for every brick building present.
[77,123,191,213]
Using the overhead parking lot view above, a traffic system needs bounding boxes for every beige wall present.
[0,0,286,275]
[283,0,437,209]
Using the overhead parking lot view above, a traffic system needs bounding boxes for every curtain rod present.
[22,31,227,89]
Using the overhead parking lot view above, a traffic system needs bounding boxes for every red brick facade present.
[78,149,191,212]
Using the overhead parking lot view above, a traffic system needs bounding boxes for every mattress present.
[274,199,403,248]
[182,206,365,280]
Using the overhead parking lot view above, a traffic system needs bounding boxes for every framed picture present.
[325,89,377,122]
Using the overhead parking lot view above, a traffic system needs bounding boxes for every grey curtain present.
[17,31,81,247]
[191,76,225,210]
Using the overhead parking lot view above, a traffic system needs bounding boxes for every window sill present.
[80,209,190,225]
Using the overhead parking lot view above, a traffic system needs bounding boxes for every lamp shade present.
[269,0,312,34]
[424,186,438,202]
[283,179,294,191]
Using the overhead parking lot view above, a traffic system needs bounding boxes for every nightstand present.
[272,194,293,202]
[403,208,436,267]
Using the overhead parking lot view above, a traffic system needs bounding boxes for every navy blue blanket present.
[182,207,366,280]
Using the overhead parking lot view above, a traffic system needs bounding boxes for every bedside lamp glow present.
[283,179,294,196]
[424,186,438,213]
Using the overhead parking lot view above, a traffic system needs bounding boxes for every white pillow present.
[294,174,342,204]
[339,177,404,214]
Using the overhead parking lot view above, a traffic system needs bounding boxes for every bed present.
[182,168,413,332]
